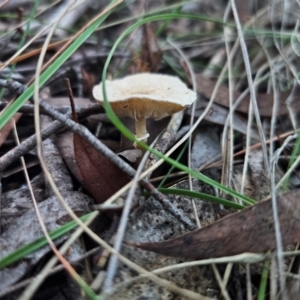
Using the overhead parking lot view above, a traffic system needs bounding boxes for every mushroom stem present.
[134,117,149,146]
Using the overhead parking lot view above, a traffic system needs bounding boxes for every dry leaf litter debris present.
[103,178,226,300]
[1,0,300,299]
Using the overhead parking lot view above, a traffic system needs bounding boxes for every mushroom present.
[93,73,196,147]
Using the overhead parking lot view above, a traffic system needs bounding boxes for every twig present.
[0,78,26,95]
[39,100,136,176]
[0,101,104,115]
[0,104,102,172]
[1,88,205,299]
[39,100,195,230]
[0,79,195,230]
[64,78,77,122]
[40,114,74,195]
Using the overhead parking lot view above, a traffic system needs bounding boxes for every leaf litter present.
[129,189,300,260]
[1,1,300,299]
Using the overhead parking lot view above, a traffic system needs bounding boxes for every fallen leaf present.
[131,23,162,73]
[81,68,96,95]
[73,133,129,203]
[66,91,129,204]
[129,189,300,259]
[56,131,84,184]
[140,23,162,72]
[196,74,300,117]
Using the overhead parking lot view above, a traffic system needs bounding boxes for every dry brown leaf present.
[60,83,130,204]
[56,129,129,204]
[56,131,84,183]
[73,133,129,204]
[129,189,300,259]
[196,74,300,117]
[81,68,96,95]
[140,23,162,72]
[131,23,162,73]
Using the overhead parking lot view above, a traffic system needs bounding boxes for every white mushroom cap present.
[93,73,197,120]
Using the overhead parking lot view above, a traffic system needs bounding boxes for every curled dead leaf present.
[128,189,300,259]
[73,133,129,204]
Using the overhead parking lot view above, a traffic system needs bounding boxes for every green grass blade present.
[258,259,270,300]
[156,5,183,35]
[158,188,245,210]
[0,212,93,270]
[0,0,119,130]
[0,210,100,299]
[101,13,256,205]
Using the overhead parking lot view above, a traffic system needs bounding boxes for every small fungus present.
[93,73,196,147]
